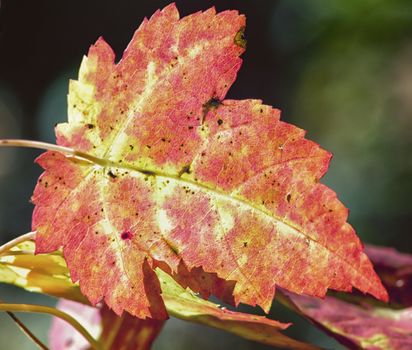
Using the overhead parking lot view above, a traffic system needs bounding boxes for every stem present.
[0,303,104,350]
[0,139,76,155]
[0,232,36,256]
[0,139,105,166]
[6,311,48,350]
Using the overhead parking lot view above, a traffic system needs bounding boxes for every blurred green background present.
[0,0,411,349]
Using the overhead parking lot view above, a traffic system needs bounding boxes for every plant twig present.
[0,303,104,350]
[6,311,48,350]
[0,232,36,256]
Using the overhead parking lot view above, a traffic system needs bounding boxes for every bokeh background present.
[1,0,411,349]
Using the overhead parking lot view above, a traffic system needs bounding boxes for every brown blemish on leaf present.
[108,170,117,179]
[141,169,155,176]
[234,26,247,48]
[202,96,222,124]
[178,164,191,177]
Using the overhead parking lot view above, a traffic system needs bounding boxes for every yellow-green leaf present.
[0,239,320,350]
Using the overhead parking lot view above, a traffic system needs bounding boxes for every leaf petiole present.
[5,310,48,350]
[0,303,104,350]
[0,139,108,167]
[0,231,36,256]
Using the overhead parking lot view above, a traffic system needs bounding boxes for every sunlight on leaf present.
[30,3,386,320]
[0,239,320,350]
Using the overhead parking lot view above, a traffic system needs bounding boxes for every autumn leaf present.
[49,300,102,350]
[284,292,412,350]
[0,240,85,303]
[156,268,321,350]
[31,3,387,319]
[365,245,412,306]
[0,239,320,350]
[50,300,164,350]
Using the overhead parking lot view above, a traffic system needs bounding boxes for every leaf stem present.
[0,232,36,256]
[6,310,48,350]
[0,139,76,155]
[0,303,104,350]
[0,139,107,167]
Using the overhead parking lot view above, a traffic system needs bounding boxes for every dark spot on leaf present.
[217,119,223,125]
[243,242,248,247]
[141,169,155,176]
[121,231,133,240]
[108,170,117,179]
[286,194,291,203]
[202,96,222,123]
[234,26,247,48]
[86,123,94,129]
[188,126,194,130]
[129,144,134,150]
[178,164,191,177]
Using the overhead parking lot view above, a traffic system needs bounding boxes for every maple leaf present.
[365,245,412,306]
[284,293,412,350]
[0,240,87,303]
[31,3,387,319]
[0,239,320,349]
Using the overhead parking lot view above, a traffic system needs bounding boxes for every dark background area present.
[0,0,411,349]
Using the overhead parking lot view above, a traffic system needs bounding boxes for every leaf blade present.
[32,4,386,319]
[0,240,320,350]
[284,292,412,350]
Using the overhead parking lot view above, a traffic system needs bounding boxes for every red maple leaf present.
[32,3,387,319]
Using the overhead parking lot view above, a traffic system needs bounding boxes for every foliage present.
[0,3,409,350]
